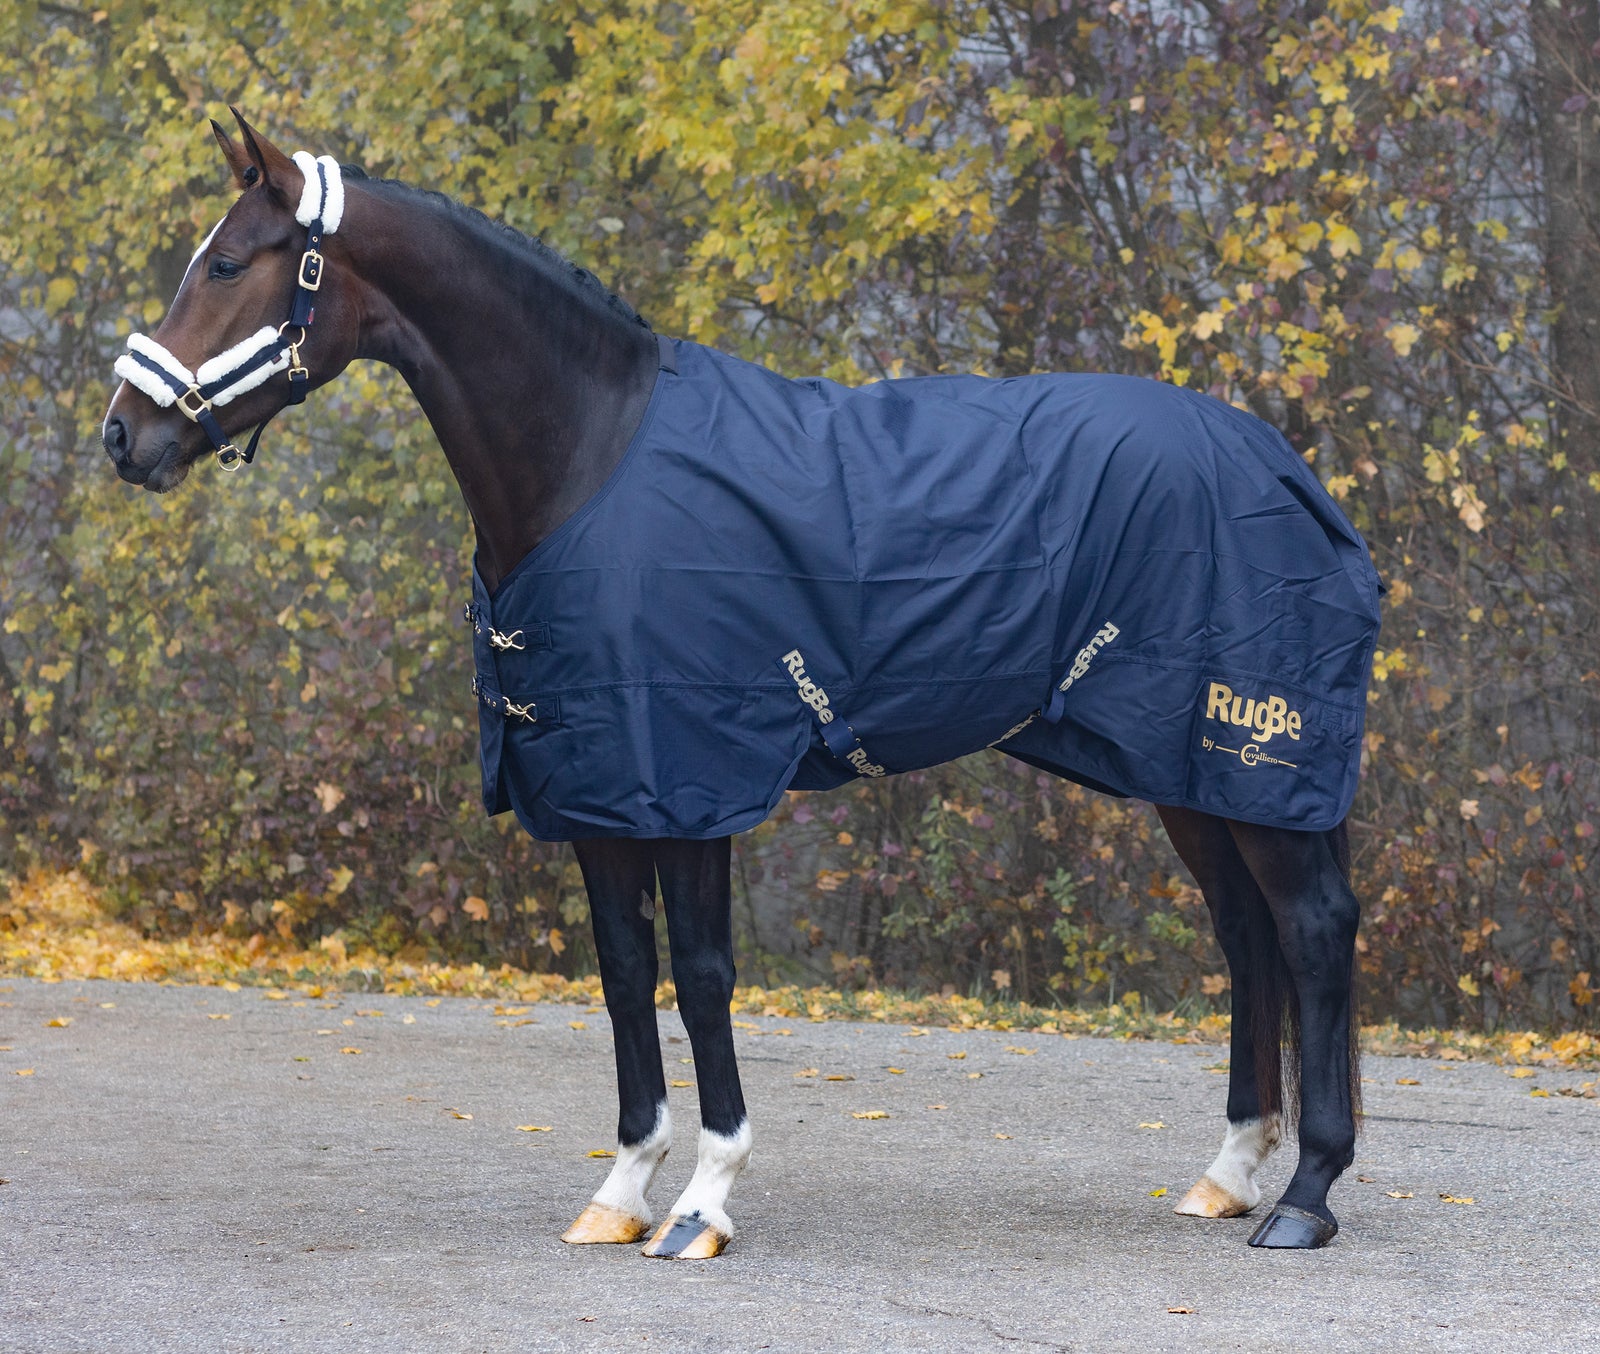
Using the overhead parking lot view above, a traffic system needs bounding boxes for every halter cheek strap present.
[112,152,343,472]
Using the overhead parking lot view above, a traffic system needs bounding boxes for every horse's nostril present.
[103,416,130,462]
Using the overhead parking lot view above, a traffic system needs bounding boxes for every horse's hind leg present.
[642,836,752,1259]
[1227,820,1361,1249]
[563,838,671,1245]
[1158,807,1283,1219]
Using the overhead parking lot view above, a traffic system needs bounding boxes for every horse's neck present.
[347,183,659,591]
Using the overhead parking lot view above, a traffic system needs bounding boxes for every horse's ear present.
[210,118,257,191]
[228,106,301,200]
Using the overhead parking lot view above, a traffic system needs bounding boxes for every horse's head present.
[102,111,361,492]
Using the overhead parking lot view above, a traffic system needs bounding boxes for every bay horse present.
[103,113,1371,1255]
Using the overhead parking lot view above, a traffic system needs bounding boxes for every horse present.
[102,111,1375,1256]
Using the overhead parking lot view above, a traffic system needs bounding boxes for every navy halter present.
[112,153,343,471]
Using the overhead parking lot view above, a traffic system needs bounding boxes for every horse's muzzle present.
[102,416,146,482]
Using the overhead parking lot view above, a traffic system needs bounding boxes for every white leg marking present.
[664,1120,753,1238]
[591,1101,671,1223]
[1176,1114,1282,1216]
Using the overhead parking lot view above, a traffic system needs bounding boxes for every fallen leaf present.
[1357,1175,1375,1183]
[99,1002,116,1009]
[264,992,289,1001]
[887,1067,906,1075]
[588,1149,616,1158]
[449,1111,473,1120]
[824,1074,855,1082]
[967,1072,983,1079]
[402,1015,415,1025]
[425,999,442,1008]
[994,1132,1013,1140]
[1396,1077,1420,1085]
[1509,1067,1536,1079]
[517,1125,553,1132]
[462,895,490,922]
[1529,1089,1550,1098]
[207,1013,231,1021]
[293,1056,310,1063]
[316,1029,334,1036]
[948,1051,967,1060]
[1439,1194,1475,1205]
[1139,1122,1168,1130]
[1149,1187,1168,1198]
[569,1021,587,1030]
[851,1110,890,1120]
[1385,1191,1414,1199]
[1168,1307,1195,1315]
[493,1006,530,1016]
[670,1079,693,1088]
[340,1047,363,1055]
[927,1103,948,1110]
[44,1017,72,1028]
[1004,1046,1037,1056]
[795,1068,818,1078]
[14,1069,34,1077]
[356,1009,383,1018]
[907,1028,929,1037]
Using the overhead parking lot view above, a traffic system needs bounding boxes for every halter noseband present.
[112,152,344,472]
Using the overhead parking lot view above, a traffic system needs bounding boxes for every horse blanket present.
[468,337,1381,841]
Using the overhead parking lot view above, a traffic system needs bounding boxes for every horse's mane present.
[348,164,652,333]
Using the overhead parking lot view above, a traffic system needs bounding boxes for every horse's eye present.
[208,257,243,281]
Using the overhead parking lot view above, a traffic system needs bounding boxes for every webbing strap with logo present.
[778,649,887,779]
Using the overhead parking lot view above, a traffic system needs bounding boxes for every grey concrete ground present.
[1,977,1596,1353]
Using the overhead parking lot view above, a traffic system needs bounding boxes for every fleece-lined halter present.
[112,152,344,471]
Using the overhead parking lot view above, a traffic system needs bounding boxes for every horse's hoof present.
[1246,1203,1338,1249]
[1175,1175,1254,1219]
[562,1202,651,1245]
[641,1213,729,1260]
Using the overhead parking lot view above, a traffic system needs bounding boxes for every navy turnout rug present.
[468,337,1382,841]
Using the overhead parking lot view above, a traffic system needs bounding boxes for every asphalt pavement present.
[2,977,1596,1353]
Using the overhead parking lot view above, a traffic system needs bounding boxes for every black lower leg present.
[655,836,746,1137]
[573,837,668,1146]
[1159,807,1271,1128]
[1228,822,1359,1245]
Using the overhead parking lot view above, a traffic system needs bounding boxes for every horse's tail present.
[1246,817,1360,1126]
[1329,816,1363,1126]
[1246,861,1298,1125]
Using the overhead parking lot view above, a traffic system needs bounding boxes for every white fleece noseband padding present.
[194,326,291,405]
[114,333,194,409]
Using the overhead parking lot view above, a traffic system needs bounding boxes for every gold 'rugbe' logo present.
[1205,681,1303,743]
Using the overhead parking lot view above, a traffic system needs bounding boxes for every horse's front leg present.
[562,837,671,1245]
[642,836,752,1259]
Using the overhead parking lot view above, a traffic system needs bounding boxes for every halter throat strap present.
[112,152,342,472]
